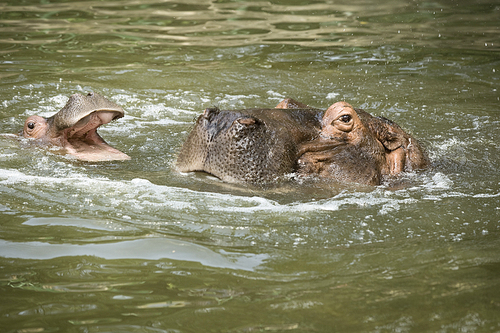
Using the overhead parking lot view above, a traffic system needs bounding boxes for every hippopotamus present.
[296,101,429,185]
[21,92,129,162]
[176,98,428,185]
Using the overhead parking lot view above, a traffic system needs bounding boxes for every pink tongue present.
[69,111,119,138]
[63,111,130,162]
[65,130,130,162]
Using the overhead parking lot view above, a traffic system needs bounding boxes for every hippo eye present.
[27,122,35,130]
[87,92,94,97]
[339,115,351,123]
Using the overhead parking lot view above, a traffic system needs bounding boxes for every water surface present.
[1,0,499,332]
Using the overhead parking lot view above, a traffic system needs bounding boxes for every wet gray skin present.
[176,106,322,183]
[176,99,429,185]
[22,92,130,162]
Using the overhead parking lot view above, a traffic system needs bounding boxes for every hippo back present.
[176,108,322,183]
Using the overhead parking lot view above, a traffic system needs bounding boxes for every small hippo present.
[175,98,429,185]
[22,92,129,162]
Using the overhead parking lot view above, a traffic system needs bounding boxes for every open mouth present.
[62,110,130,162]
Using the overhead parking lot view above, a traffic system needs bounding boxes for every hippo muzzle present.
[176,107,321,183]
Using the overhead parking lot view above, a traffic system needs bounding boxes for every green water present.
[1,0,499,332]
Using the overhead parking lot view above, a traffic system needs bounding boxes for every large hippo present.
[21,92,129,162]
[176,99,428,185]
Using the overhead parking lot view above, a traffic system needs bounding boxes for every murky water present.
[1,0,499,332]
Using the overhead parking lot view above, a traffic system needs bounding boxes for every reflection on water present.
[0,0,498,49]
[0,236,267,271]
[0,0,499,332]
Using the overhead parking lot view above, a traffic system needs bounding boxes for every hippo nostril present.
[87,92,94,97]
[236,117,256,126]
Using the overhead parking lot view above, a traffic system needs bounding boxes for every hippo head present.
[22,92,129,162]
[297,101,429,184]
[176,99,429,186]
[297,102,390,185]
[176,106,320,183]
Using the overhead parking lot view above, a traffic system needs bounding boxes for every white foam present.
[428,172,453,189]
[266,90,285,100]
[326,92,340,99]
[23,216,137,232]
[0,168,480,218]
[0,169,415,216]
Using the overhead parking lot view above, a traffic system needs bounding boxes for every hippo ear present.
[368,117,406,151]
[381,133,405,151]
[202,107,220,121]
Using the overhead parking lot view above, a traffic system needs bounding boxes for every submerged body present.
[22,92,129,162]
[176,99,428,185]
